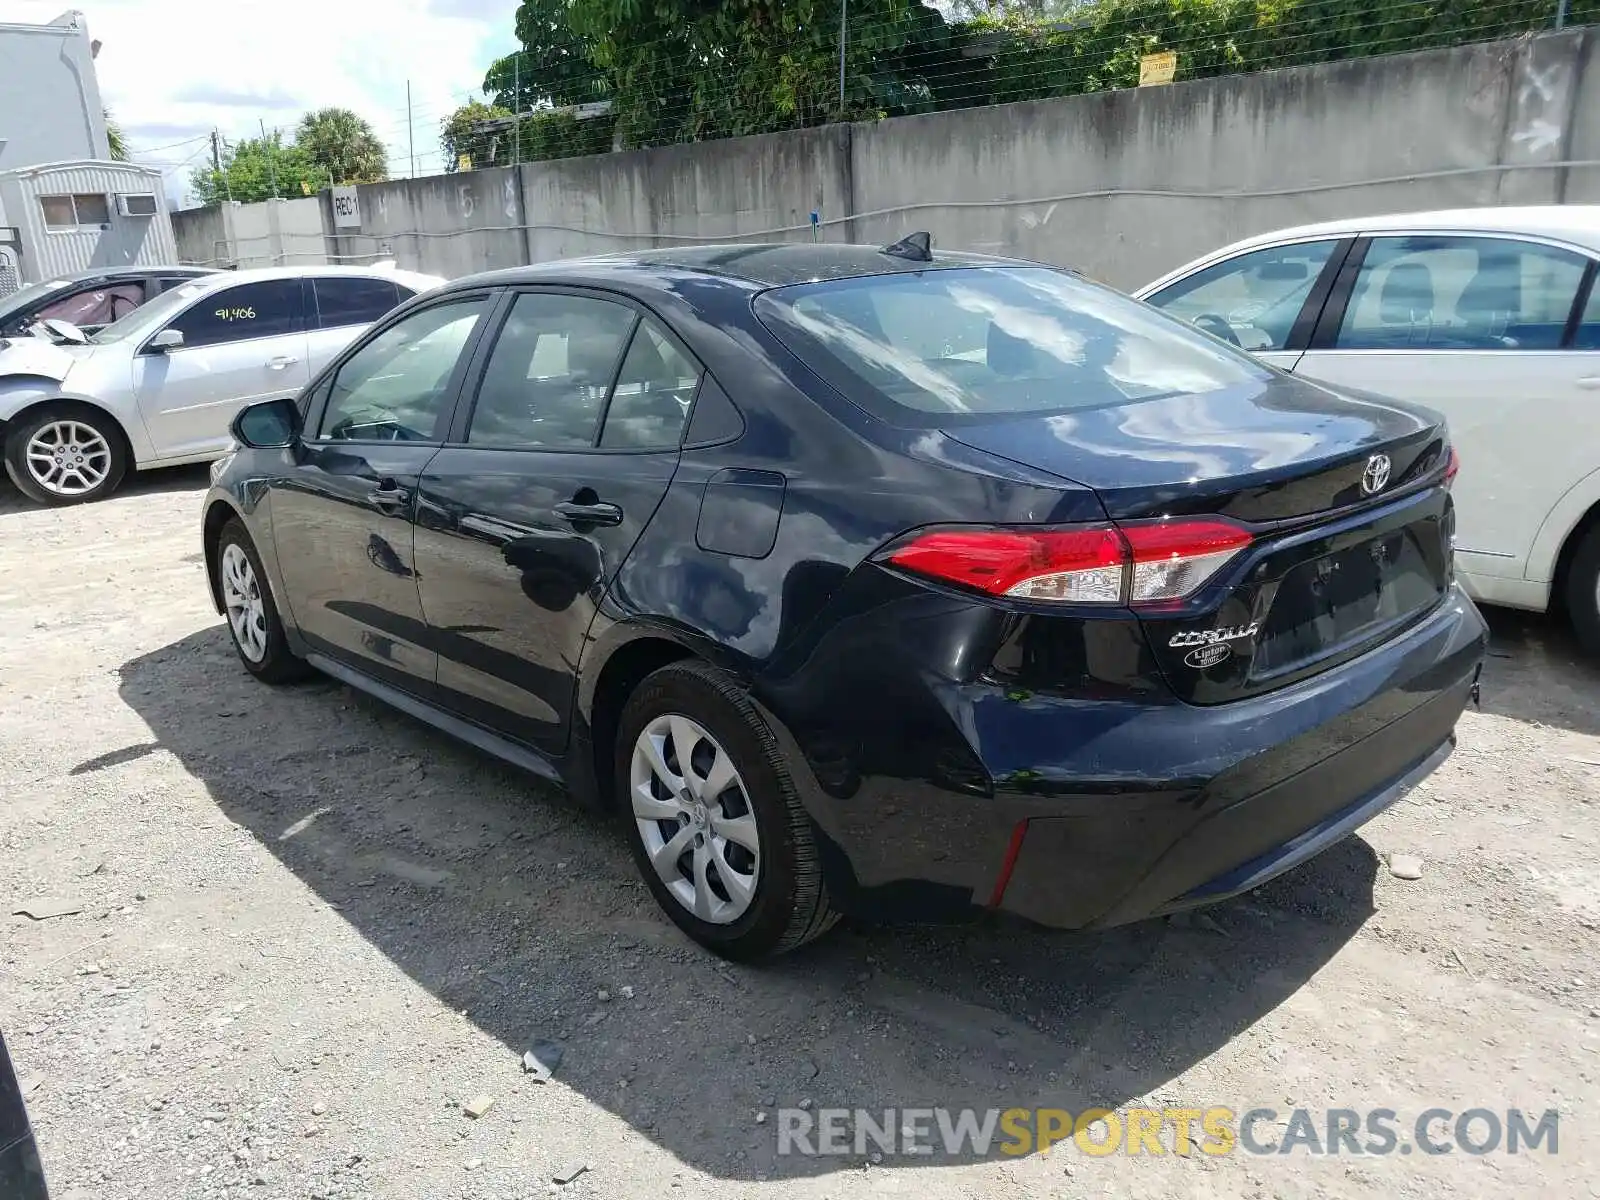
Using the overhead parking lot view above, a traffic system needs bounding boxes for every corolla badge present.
[1168,622,1259,648]
[1184,643,1233,669]
[1360,453,1392,496]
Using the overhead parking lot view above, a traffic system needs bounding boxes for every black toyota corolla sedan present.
[200,238,1487,959]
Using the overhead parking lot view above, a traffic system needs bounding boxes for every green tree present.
[103,109,129,162]
[189,132,329,205]
[440,101,513,171]
[296,107,389,184]
[484,0,609,112]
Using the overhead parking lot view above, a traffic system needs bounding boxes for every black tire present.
[615,661,838,960]
[1565,523,1600,656]
[214,519,313,684]
[3,402,128,506]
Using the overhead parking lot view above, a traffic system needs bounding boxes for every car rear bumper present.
[772,585,1486,929]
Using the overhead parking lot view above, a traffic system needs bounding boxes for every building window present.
[39,194,111,231]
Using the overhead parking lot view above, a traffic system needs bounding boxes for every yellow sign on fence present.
[458,154,473,172]
[1139,51,1177,86]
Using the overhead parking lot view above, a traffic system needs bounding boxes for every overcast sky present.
[1,0,518,202]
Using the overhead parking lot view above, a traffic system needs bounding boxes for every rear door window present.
[313,276,403,329]
[465,293,637,449]
[1334,236,1588,350]
[756,266,1268,424]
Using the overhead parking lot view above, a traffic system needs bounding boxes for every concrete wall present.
[0,11,109,172]
[172,197,327,268]
[174,30,1600,289]
[850,31,1597,288]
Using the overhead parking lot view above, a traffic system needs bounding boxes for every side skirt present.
[305,652,567,786]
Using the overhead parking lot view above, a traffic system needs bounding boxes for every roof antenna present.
[881,231,932,263]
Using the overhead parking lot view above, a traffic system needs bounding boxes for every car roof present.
[175,264,444,294]
[37,265,216,286]
[447,242,1025,293]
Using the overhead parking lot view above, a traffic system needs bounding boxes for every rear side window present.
[756,267,1268,425]
[1335,236,1588,350]
[601,319,700,449]
[164,279,306,348]
[313,276,402,329]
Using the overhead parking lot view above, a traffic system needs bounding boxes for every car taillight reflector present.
[883,519,1252,606]
[1444,446,1460,486]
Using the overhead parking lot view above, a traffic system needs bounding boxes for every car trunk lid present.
[945,375,1455,703]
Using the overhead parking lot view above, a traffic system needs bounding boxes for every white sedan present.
[1138,206,1600,650]
[0,264,442,505]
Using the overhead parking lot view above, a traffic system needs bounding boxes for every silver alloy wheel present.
[220,542,269,664]
[630,713,761,924]
[24,419,113,497]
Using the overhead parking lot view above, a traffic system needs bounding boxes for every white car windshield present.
[87,281,213,345]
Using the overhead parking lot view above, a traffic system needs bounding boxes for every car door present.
[1141,237,1351,371]
[1286,233,1597,585]
[305,274,410,378]
[132,277,311,460]
[412,289,701,752]
[268,292,496,697]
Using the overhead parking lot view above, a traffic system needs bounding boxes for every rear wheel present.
[1565,523,1600,656]
[3,403,127,505]
[215,519,312,684]
[616,661,837,959]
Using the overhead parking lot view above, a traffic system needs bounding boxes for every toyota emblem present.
[1360,453,1392,496]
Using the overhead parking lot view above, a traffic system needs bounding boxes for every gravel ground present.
[2,466,1598,1200]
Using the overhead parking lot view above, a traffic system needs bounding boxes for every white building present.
[0,11,177,292]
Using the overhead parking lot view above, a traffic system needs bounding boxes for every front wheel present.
[3,403,127,505]
[215,519,312,684]
[616,661,837,960]
[1565,523,1600,656]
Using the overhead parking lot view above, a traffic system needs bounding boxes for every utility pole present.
[1557,0,1568,26]
[407,80,417,178]
[213,129,232,202]
[838,0,848,116]
[260,118,278,198]
[513,52,522,166]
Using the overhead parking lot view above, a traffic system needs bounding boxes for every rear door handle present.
[1577,375,1600,390]
[554,500,623,526]
[368,481,411,510]
[267,355,300,370]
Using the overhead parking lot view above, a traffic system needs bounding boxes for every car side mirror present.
[149,328,184,352]
[231,396,301,449]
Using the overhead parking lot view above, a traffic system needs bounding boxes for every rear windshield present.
[755,266,1269,424]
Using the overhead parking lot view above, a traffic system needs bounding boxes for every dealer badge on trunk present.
[1170,621,1260,670]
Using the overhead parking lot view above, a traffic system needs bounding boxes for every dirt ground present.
[2,465,1598,1200]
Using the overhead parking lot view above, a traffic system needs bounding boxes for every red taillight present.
[883,518,1252,606]
[1444,446,1460,486]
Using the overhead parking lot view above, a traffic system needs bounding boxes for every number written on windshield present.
[214,306,257,322]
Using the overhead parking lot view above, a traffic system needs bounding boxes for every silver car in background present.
[0,264,443,505]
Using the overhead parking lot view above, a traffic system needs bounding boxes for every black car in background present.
[201,239,1487,959]
[0,1032,48,1198]
[0,267,216,338]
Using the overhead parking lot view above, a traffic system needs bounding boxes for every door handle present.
[267,356,300,370]
[368,481,411,510]
[1577,376,1600,390]
[554,500,623,526]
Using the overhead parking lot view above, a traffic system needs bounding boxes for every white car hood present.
[0,335,90,383]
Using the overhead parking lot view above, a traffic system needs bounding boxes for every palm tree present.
[295,108,388,185]
[104,108,129,161]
